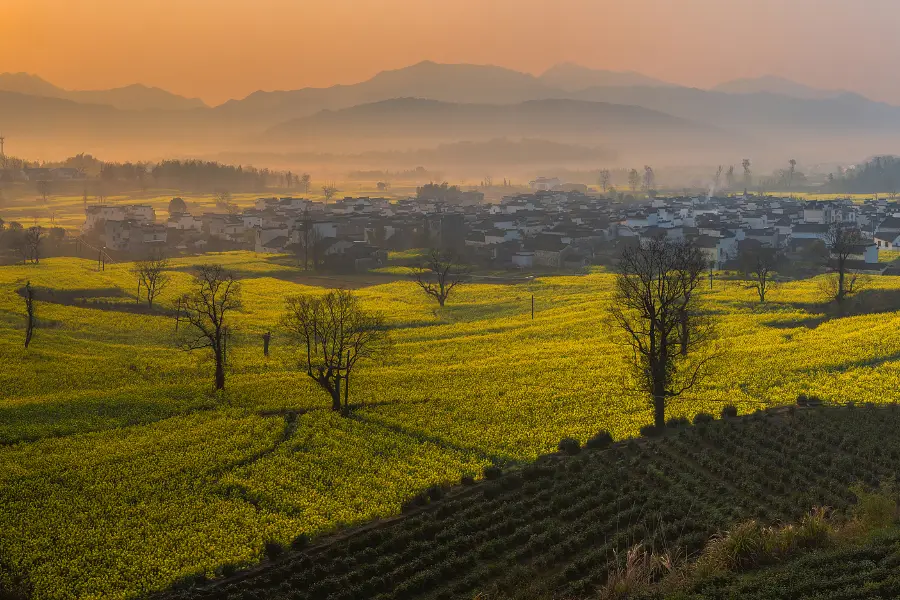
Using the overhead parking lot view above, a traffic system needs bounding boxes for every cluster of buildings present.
[82,190,900,273]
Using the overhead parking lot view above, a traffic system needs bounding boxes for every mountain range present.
[2,61,900,166]
[0,73,207,111]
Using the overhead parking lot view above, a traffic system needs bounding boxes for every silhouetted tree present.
[168,197,187,216]
[628,169,641,193]
[36,179,50,204]
[742,159,752,190]
[322,184,339,204]
[24,226,43,264]
[300,173,311,193]
[179,265,242,391]
[642,166,655,192]
[610,238,715,430]
[132,255,171,308]
[281,290,390,412]
[412,249,471,307]
[822,223,867,305]
[738,245,783,303]
[599,169,611,193]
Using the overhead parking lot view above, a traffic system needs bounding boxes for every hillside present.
[4,253,900,599]
[653,531,900,599]
[0,72,206,110]
[157,406,900,600]
[262,97,720,149]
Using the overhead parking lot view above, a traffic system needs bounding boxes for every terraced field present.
[160,407,900,600]
[3,252,900,598]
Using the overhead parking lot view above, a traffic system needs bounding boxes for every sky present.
[3,0,899,106]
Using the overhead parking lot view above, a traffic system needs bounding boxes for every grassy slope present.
[657,528,900,599]
[160,407,900,600]
[2,254,900,597]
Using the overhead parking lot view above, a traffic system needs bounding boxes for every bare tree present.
[788,159,797,192]
[713,166,723,194]
[23,280,35,349]
[742,159,752,190]
[642,165,655,192]
[322,183,339,204]
[179,265,242,391]
[599,169,611,193]
[822,223,867,305]
[36,179,51,205]
[282,290,390,412]
[24,226,43,264]
[610,238,716,430]
[412,249,471,307]
[300,173,311,194]
[673,241,708,355]
[628,169,641,193]
[132,255,171,308]
[738,245,783,303]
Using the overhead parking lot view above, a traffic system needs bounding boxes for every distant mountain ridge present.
[4,60,900,163]
[711,75,858,101]
[0,72,207,111]
[538,62,677,91]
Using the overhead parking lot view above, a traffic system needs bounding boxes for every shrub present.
[640,424,663,437]
[460,475,476,486]
[290,534,309,551]
[426,485,445,501]
[865,402,876,410]
[693,413,714,425]
[666,416,690,429]
[721,405,738,419]
[846,401,856,411]
[851,482,898,530]
[483,465,502,480]
[807,395,823,407]
[558,437,581,456]
[216,562,239,578]
[796,393,809,407]
[264,541,284,561]
[585,430,614,450]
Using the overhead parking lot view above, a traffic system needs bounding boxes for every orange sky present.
[3,0,898,105]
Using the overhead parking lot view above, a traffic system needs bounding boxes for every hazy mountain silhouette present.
[0,72,207,111]
[711,75,859,101]
[7,61,900,163]
[261,97,726,162]
[539,62,677,91]
[214,61,562,125]
[570,85,900,132]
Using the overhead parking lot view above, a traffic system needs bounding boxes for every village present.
[77,180,900,275]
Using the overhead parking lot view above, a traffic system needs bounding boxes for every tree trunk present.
[837,267,846,303]
[653,394,666,430]
[331,376,342,412]
[214,348,225,390]
[438,296,445,307]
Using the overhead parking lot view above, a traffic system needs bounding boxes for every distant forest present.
[826,156,900,195]
[1,154,308,193]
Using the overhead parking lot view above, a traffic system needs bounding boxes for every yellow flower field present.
[2,252,900,598]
